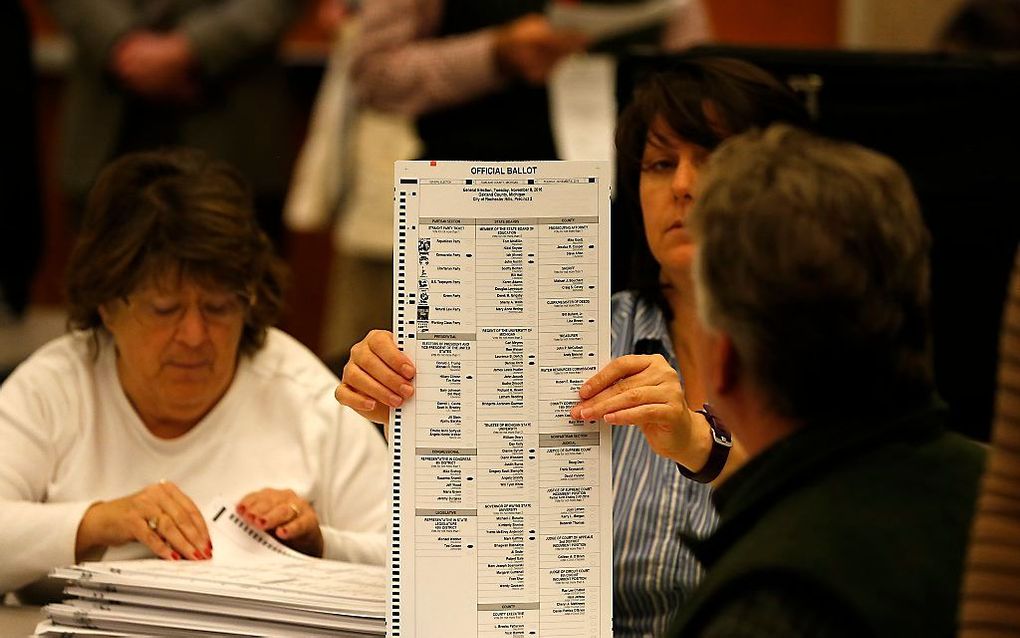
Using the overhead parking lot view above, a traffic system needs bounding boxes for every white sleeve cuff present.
[0,500,96,594]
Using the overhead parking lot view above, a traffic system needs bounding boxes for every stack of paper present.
[35,559,385,637]
[34,499,386,637]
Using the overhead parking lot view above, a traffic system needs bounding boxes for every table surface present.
[0,605,44,637]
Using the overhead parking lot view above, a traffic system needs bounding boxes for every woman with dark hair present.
[0,149,388,599]
[336,58,810,634]
[573,57,812,474]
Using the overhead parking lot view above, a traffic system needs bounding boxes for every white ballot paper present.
[203,497,313,563]
[548,54,617,168]
[389,161,613,637]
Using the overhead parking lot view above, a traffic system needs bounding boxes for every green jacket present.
[670,399,986,637]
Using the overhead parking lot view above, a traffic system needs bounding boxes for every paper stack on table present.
[33,499,386,637]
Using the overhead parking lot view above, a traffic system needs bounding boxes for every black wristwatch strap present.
[676,404,733,483]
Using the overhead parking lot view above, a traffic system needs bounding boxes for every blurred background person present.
[283,0,423,370]
[0,148,387,603]
[43,0,302,246]
[350,0,711,162]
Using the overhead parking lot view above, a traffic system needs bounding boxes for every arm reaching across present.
[351,0,586,116]
[492,14,587,86]
[109,32,198,102]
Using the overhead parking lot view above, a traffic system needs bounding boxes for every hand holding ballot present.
[338,329,717,478]
[569,354,704,465]
[335,329,415,426]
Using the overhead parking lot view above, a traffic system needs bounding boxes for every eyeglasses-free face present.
[99,279,249,436]
[639,117,711,288]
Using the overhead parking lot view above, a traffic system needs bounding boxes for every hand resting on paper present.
[335,329,416,427]
[75,480,212,562]
[235,488,324,558]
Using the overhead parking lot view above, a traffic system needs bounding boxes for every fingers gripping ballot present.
[236,488,323,558]
[570,355,699,462]
[335,330,415,425]
[571,355,686,422]
[76,480,212,563]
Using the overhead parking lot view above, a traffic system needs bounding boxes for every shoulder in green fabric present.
[671,428,985,638]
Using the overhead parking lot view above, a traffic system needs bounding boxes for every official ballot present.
[389,161,613,637]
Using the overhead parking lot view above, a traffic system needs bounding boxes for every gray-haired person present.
[659,124,986,637]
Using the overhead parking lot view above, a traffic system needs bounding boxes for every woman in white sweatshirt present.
[0,148,388,599]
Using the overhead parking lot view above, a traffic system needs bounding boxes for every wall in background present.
[706,0,840,47]
[841,0,967,49]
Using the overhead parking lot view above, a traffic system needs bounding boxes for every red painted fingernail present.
[205,549,213,559]
[277,527,288,538]
[259,517,267,526]
[237,505,246,513]
[171,551,181,560]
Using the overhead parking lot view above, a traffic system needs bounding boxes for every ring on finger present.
[288,503,301,518]
[147,516,160,531]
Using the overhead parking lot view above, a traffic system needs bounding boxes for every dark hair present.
[693,125,933,422]
[615,58,811,311]
[66,148,288,356]
[937,0,1020,51]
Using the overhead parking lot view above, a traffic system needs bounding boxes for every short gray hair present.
[691,124,933,422]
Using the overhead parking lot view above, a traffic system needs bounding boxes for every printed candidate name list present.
[390,161,613,638]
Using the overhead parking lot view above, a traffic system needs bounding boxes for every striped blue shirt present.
[611,290,718,637]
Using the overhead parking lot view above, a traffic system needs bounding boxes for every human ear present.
[707,331,739,398]
[97,302,116,331]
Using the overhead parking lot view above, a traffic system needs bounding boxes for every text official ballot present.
[389,161,613,638]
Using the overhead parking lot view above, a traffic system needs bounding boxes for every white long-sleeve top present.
[0,328,388,594]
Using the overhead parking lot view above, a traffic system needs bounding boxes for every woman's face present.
[639,117,712,285]
[100,276,247,429]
